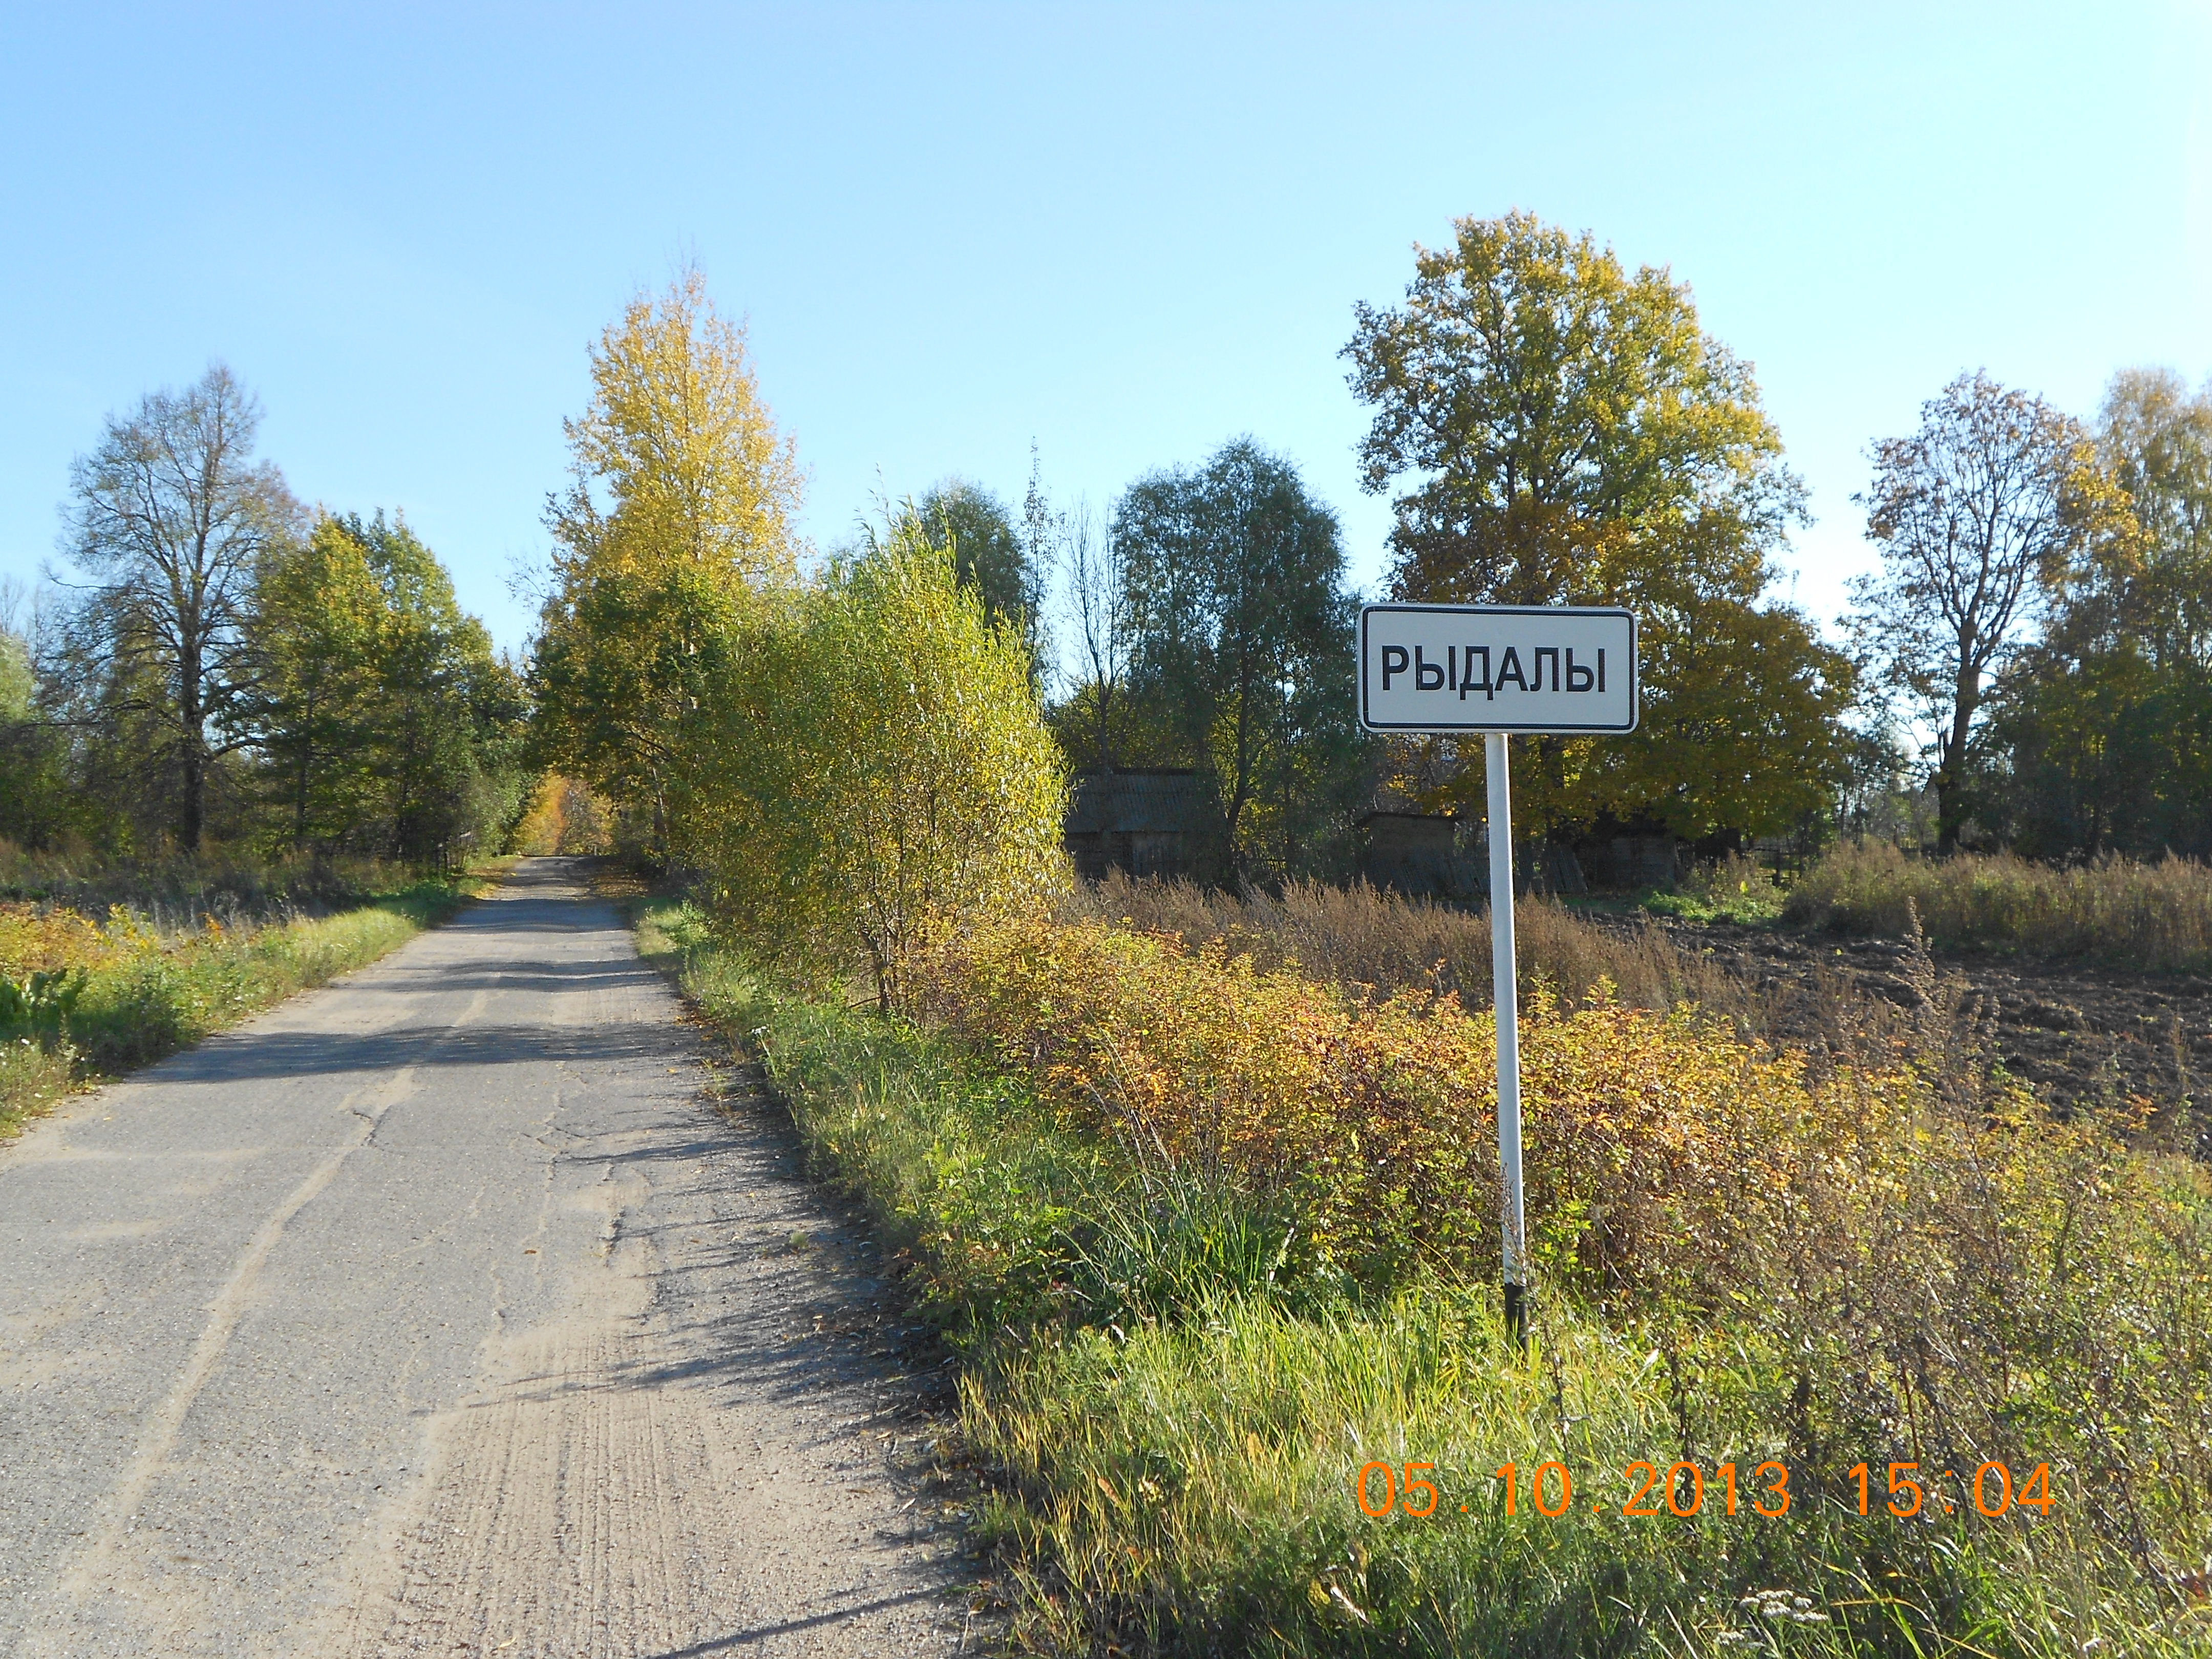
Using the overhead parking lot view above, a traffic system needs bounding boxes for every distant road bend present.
[0,858,961,1657]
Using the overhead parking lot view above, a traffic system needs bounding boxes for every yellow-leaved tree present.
[531,267,804,855]
[693,519,1068,1008]
[1344,212,1856,844]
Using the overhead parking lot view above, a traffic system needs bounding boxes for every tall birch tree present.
[532,268,803,853]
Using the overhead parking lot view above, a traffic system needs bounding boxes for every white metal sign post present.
[1357,603,1638,1346]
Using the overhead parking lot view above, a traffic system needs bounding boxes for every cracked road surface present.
[0,859,963,1657]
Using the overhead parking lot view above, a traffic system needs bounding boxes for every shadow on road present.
[641,1587,949,1655]
[156,1020,686,1082]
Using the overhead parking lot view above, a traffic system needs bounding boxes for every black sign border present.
[1357,603,1640,735]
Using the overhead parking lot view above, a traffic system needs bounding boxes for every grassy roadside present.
[633,896,2211,1658]
[0,861,511,1142]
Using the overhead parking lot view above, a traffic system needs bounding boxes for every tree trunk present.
[294,743,311,849]
[1224,665,1254,876]
[179,634,206,852]
[1936,674,1978,855]
[293,683,316,850]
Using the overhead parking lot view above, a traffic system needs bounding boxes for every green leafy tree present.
[1108,439,1365,878]
[361,517,526,856]
[245,513,527,857]
[244,517,387,848]
[690,519,1066,1008]
[910,478,1041,650]
[1344,212,1853,845]
[57,365,302,849]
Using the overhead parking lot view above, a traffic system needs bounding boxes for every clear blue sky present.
[3,3,2207,657]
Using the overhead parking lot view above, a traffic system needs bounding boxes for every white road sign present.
[1358,603,1637,734]
[1353,599,1640,1346]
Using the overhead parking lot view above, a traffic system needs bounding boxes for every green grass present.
[636,897,2212,1658]
[1639,853,1788,927]
[0,870,494,1140]
[639,899,1239,1344]
[963,1293,2175,1659]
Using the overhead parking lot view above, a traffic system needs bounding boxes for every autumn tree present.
[56,365,301,848]
[0,587,31,721]
[2105,369,2212,556]
[1850,372,2110,852]
[531,268,803,854]
[1977,369,2212,856]
[1345,210,1799,605]
[689,519,1066,1008]
[1110,440,1364,878]
[1343,212,1850,844]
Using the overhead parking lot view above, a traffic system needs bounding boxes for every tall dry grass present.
[0,840,415,930]
[1062,869,1735,1015]
[1060,868,2184,1113]
[1785,840,2212,969]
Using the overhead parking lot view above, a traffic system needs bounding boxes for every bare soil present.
[1639,913,2212,1149]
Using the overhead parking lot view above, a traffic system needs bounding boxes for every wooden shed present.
[1573,833,1679,891]
[1357,812,1480,899]
[1065,770,1215,881]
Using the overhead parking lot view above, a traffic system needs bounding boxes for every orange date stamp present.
[1354,1458,2056,1520]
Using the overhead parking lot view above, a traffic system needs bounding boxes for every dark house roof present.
[1066,770,1214,836]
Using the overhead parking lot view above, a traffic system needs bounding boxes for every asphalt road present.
[0,859,962,1658]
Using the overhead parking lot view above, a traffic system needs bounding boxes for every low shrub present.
[921,916,1820,1303]
[648,898,2212,1654]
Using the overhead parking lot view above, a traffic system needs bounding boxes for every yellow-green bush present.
[685,523,1067,1007]
[923,916,1858,1301]
[910,918,2212,1647]
[645,887,2212,1653]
